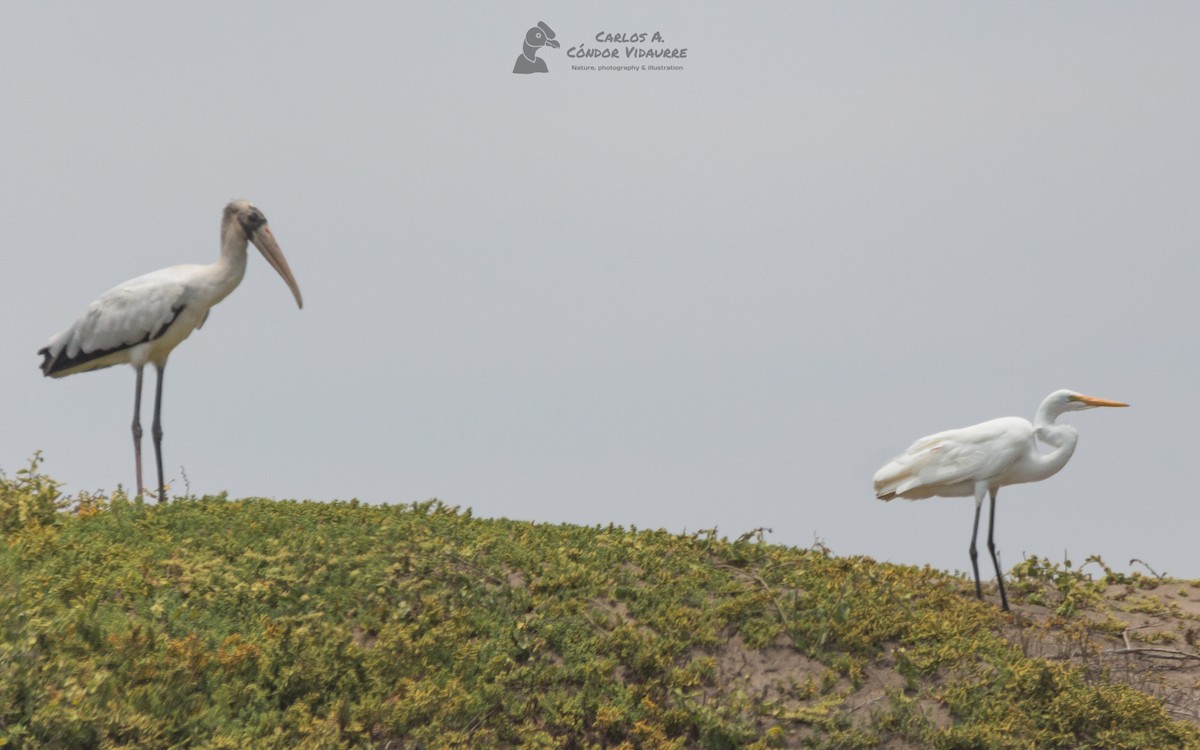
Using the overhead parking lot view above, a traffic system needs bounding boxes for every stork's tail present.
[38,345,58,377]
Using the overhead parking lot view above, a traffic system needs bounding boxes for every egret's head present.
[1057,389,1129,412]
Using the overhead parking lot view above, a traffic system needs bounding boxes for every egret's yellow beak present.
[1073,395,1129,408]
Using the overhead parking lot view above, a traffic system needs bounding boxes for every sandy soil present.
[706,575,1200,748]
[1005,577,1200,725]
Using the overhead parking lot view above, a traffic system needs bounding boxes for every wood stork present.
[38,200,303,502]
[873,390,1127,611]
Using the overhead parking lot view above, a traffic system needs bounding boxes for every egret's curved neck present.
[1029,403,1079,482]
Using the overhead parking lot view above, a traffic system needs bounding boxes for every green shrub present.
[0,463,1195,748]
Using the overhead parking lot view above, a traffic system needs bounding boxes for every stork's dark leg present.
[969,490,984,600]
[987,488,1009,611]
[152,364,167,503]
[132,365,145,497]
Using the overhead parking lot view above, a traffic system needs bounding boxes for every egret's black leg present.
[987,488,1009,611]
[132,365,145,497]
[969,493,984,600]
[152,364,167,503]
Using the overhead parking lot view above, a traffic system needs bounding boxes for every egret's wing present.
[40,269,188,375]
[874,417,1031,500]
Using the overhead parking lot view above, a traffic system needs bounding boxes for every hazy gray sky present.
[3,3,1197,578]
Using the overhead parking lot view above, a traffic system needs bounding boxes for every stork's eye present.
[240,213,265,236]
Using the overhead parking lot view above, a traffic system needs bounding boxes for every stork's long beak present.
[1074,394,1129,408]
[251,225,303,309]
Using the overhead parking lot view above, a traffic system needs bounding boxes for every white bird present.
[38,200,303,502]
[873,389,1128,611]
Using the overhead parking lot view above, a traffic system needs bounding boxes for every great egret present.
[873,389,1128,610]
[38,200,303,502]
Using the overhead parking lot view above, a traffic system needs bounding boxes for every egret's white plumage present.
[39,200,302,501]
[874,389,1128,610]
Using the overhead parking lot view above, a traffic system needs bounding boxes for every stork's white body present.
[41,260,246,377]
[39,200,302,501]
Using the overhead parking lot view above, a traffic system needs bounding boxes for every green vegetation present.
[2,456,1197,749]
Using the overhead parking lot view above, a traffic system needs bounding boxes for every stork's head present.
[223,200,303,309]
[525,22,559,50]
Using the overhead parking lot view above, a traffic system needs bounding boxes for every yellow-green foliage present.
[0,454,66,534]
[1008,554,1167,618]
[0,463,1196,749]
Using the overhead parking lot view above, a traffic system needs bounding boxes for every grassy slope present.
[1,460,1197,749]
